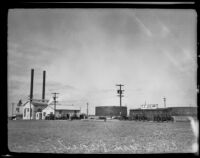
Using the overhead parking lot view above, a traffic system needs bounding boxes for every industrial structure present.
[15,69,80,120]
[41,102,81,120]
[23,99,48,120]
[12,70,197,122]
[95,106,127,117]
[95,84,127,118]
[22,69,48,120]
[129,106,197,121]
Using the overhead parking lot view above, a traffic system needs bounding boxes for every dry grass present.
[8,120,196,153]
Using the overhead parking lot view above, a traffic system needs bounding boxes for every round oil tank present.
[95,106,127,117]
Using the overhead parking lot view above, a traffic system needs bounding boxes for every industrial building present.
[95,106,127,117]
[15,69,81,120]
[22,69,48,120]
[23,99,81,120]
[41,102,81,120]
[23,99,48,120]
[129,107,197,121]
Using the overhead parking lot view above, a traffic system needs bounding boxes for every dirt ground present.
[8,120,196,153]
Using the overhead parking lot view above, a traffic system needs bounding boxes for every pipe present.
[30,69,34,120]
[30,69,34,100]
[42,70,46,101]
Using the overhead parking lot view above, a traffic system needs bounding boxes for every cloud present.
[162,50,184,72]
[133,14,153,37]
[160,24,170,37]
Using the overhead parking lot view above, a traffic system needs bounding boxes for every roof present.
[24,99,80,111]
[22,101,29,106]
[23,99,49,106]
[96,106,127,108]
[23,100,48,110]
[56,105,80,111]
[48,100,76,105]
[32,101,48,107]
[130,108,167,111]
[44,105,80,111]
[33,99,49,103]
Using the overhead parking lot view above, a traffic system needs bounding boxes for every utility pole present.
[116,84,124,107]
[86,102,89,117]
[116,84,124,118]
[52,93,59,120]
[163,97,166,108]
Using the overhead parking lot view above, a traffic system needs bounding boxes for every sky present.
[8,9,197,115]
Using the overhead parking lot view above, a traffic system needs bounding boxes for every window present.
[43,112,46,116]
[27,108,29,112]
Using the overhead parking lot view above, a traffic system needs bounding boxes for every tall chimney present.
[42,70,46,101]
[30,69,34,101]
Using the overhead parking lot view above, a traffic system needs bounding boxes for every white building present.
[42,102,81,120]
[23,99,48,120]
[22,97,81,120]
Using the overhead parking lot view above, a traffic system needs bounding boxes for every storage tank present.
[95,106,127,117]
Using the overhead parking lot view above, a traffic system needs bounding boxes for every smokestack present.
[42,70,46,101]
[30,69,34,101]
